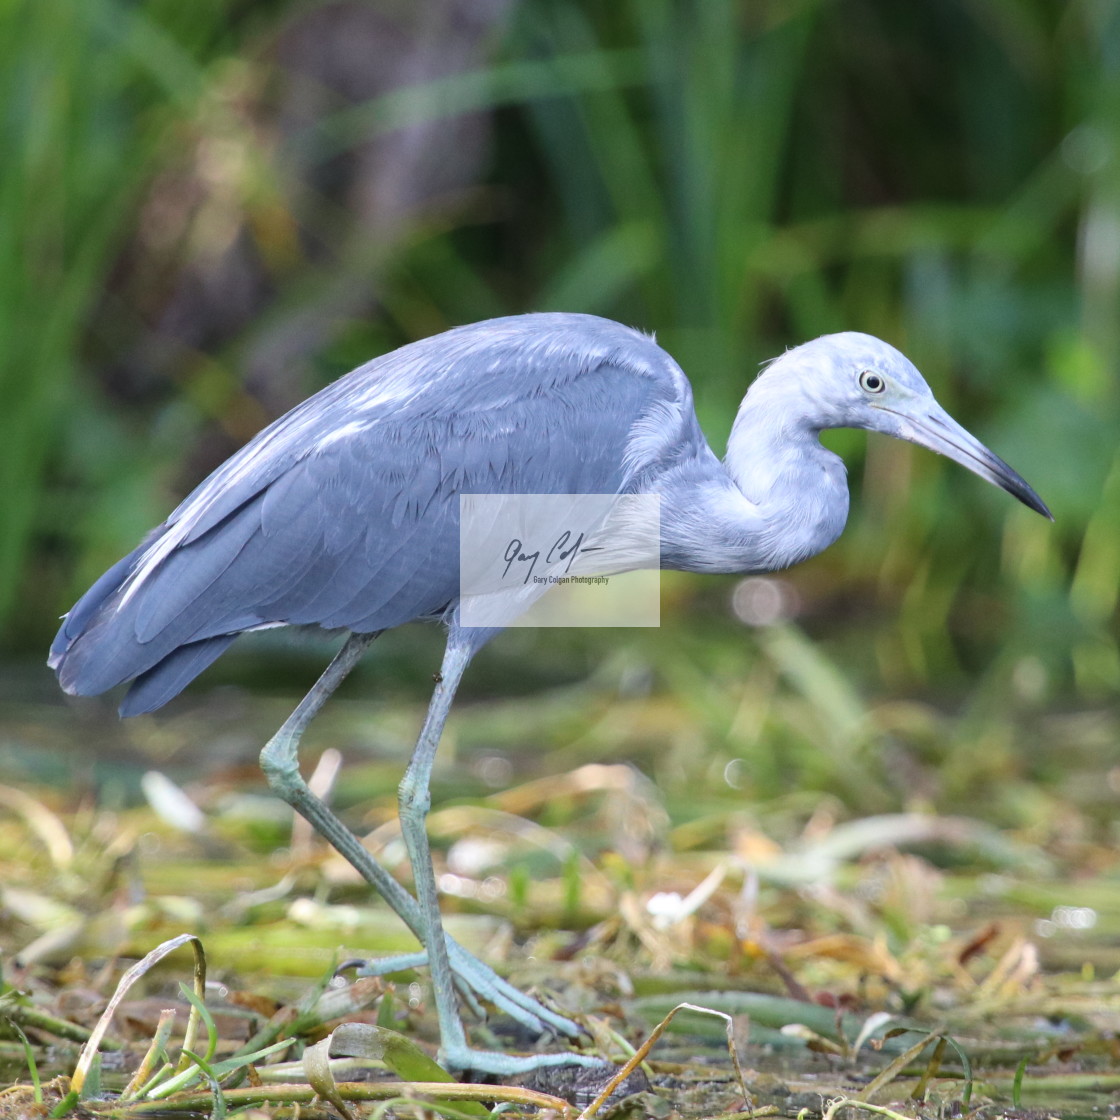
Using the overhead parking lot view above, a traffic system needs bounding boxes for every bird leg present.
[259,631,595,1074]
[393,630,601,1074]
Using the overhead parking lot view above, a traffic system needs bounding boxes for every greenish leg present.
[259,632,595,1073]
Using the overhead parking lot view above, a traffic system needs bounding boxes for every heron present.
[49,313,1051,1073]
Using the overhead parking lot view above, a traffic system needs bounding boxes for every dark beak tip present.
[1019,489,1054,521]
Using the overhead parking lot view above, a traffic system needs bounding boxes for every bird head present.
[766,332,1053,520]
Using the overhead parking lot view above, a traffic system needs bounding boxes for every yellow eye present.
[859,370,886,394]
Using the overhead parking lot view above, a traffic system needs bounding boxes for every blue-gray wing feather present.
[50,313,701,711]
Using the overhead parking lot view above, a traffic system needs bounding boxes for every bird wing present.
[52,314,700,711]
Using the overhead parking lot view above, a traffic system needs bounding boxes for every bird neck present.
[721,379,851,570]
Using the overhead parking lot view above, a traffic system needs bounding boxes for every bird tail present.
[48,545,147,674]
[49,538,235,717]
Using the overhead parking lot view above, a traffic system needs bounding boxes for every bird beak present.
[887,402,1053,520]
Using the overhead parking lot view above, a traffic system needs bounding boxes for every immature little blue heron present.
[50,313,1050,1072]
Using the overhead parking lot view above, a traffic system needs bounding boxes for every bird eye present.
[859,370,886,394]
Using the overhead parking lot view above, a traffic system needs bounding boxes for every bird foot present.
[344,940,583,1041]
[440,1043,606,1077]
[344,949,596,1073]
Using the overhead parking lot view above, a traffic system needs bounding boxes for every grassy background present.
[3,0,1117,720]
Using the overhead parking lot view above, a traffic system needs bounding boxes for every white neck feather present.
[722,377,851,570]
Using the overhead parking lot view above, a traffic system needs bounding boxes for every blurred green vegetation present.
[3,0,1118,710]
